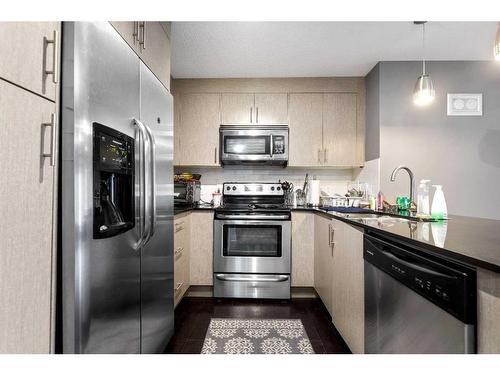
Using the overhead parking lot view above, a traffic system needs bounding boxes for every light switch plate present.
[447,93,483,116]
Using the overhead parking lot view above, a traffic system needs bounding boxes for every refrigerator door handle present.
[144,123,156,241]
[133,118,150,249]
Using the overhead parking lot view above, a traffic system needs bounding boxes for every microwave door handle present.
[133,118,149,250]
[144,123,156,240]
[270,134,273,157]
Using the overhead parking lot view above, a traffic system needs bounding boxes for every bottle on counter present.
[416,179,431,218]
[431,185,448,220]
[376,191,385,211]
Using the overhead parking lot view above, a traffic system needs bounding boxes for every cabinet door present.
[288,93,323,167]
[176,93,220,166]
[0,80,57,353]
[221,93,254,124]
[0,22,60,101]
[190,211,214,285]
[254,93,288,124]
[322,93,358,167]
[174,213,191,307]
[314,215,333,315]
[291,212,314,287]
[141,22,171,91]
[331,220,364,354]
[110,22,140,54]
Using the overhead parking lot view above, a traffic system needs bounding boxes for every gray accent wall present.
[367,61,500,220]
[365,63,380,161]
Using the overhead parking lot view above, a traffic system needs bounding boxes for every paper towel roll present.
[307,180,320,206]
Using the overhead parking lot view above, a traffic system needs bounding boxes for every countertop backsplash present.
[175,164,381,204]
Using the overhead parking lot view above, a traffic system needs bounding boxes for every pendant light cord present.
[422,22,426,75]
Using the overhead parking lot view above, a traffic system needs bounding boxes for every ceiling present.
[171,22,498,78]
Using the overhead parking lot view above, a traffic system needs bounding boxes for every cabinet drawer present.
[174,258,189,307]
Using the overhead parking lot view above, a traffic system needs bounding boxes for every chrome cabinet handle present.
[44,30,58,84]
[174,282,184,292]
[174,247,184,256]
[174,221,184,232]
[324,149,328,164]
[256,107,259,123]
[133,21,139,43]
[328,224,332,246]
[318,149,322,164]
[42,113,57,167]
[133,118,149,250]
[214,147,217,164]
[139,22,146,49]
[144,123,156,239]
[215,274,289,283]
[250,107,253,123]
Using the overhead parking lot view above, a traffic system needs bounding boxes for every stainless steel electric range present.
[213,183,291,299]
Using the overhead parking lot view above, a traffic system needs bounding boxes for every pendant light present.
[494,22,500,61]
[413,21,435,106]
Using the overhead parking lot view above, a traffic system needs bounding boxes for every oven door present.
[214,218,291,274]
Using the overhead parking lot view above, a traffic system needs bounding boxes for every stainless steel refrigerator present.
[60,22,174,353]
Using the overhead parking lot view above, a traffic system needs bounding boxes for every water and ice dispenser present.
[93,123,135,239]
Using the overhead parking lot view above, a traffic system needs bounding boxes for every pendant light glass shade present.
[494,22,500,61]
[413,73,435,106]
[413,22,435,106]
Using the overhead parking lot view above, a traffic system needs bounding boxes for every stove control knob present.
[277,186,281,191]
[232,186,237,191]
[271,186,275,191]
[226,186,231,191]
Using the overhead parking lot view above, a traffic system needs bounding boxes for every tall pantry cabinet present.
[0,22,61,353]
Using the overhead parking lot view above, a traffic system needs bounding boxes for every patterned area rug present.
[201,318,315,354]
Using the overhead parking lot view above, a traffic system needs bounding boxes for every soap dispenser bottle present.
[417,179,431,218]
[431,185,448,220]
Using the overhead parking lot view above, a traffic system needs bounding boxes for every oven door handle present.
[215,214,290,220]
[215,274,289,283]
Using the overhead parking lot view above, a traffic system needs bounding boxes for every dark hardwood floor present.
[164,297,351,354]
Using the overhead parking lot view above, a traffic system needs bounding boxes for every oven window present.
[224,136,270,155]
[223,225,282,257]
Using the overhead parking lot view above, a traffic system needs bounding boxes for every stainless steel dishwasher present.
[364,232,476,354]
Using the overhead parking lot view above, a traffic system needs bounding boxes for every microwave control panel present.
[272,136,285,155]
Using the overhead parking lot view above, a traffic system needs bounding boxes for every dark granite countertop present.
[291,207,500,273]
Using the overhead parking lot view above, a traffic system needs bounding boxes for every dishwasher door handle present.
[366,237,458,280]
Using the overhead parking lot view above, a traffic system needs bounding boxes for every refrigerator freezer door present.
[62,22,142,353]
[139,62,174,353]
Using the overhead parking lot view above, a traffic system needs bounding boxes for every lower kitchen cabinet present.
[330,220,365,354]
[477,268,500,353]
[291,212,315,286]
[0,79,58,353]
[189,211,214,285]
[174,213,191,307]
[314,214,334,315]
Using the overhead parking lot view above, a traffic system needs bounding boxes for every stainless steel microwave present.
[219,125,289,166]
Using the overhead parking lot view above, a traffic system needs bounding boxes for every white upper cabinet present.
[0,22,60,101]
[221,93,254,124]
[322,93,358,167]
[175,93,220,166]
[288,93,323,167]
[254,93,288,124]
[221,93,288,125]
